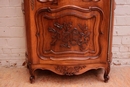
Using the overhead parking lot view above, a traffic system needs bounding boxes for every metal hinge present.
[21,0,25,14]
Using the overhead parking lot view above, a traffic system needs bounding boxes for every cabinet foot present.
[27,64,29,69]
[30,76,35,83]
[104,69,110,83]
[104,74,109,82]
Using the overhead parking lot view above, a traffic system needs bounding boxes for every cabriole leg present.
[30,76,35,83]
[27,63,35,83]
[104,65,110,82]
[104,71,109,82]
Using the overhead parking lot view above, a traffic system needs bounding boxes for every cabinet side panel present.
[24,0,39,64]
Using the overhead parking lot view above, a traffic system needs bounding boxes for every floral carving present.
[55,65,86,75]
[48,22,91,51]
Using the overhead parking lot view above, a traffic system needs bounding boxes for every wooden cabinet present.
[24,0,115,83]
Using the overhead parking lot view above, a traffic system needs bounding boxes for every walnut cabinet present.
[24,0,115,83]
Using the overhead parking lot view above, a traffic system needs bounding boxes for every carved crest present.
[38,0,100,3]
[83,0,100,2]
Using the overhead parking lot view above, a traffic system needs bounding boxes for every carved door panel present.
[35,5,103,60]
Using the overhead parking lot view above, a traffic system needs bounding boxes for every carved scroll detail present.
[55,65,86,75]
[31,0,35,10]
[49,22,90,51]
[38,0,58,5]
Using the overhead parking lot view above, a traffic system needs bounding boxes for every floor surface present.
[0,66,130,87]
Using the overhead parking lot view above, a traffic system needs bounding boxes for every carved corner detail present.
[55,65,86,76]
[31,0,35,10]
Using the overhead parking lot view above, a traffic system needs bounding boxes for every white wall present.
[0,0,26,67]
[0,0,130,67]
[113,0,130,66]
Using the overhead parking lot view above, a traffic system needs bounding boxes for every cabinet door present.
[35,5,104,60]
